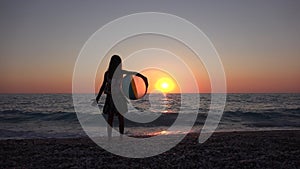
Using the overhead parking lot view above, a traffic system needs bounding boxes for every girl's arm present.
[96,72,107,103]
[122,70,148,88]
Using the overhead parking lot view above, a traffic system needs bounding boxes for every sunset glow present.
[155,77,175,93]
[136,68,180,94]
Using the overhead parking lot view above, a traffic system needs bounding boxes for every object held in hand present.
[122,75,148,100]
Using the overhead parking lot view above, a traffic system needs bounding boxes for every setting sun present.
[155,77,175,93]
[135,68,180,94]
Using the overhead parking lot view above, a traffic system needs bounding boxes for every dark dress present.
[103,72,128,116]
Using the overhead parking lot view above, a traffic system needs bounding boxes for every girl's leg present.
[107,112,114,139]
[118,114,124,135]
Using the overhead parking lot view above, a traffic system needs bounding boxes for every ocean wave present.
[223,108,300,119]
[221,108,300,128]
[0,110,78,122]
[0,107,299,127]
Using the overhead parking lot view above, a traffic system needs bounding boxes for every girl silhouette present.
[96,55,148,139]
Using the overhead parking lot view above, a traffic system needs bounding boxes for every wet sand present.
[1,130,299,168]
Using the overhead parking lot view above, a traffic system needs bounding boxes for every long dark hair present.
[107,55,122,79]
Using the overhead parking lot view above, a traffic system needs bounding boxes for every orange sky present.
[1,68,299,93]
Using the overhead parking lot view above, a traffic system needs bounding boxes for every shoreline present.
[1,130,299,168]
[1,128,300,140]
[2,128,300,141]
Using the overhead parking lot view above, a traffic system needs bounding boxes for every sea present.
[0,94,299,140]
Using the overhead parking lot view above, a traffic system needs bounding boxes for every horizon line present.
[0,92,300,95]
